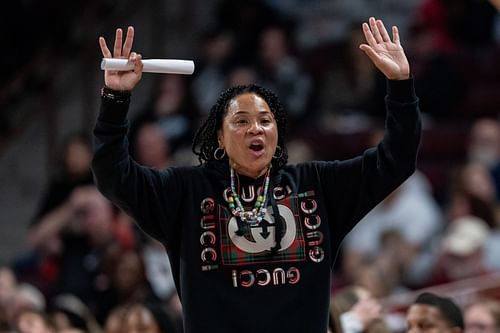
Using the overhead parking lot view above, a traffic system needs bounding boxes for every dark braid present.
[192,84,288,170]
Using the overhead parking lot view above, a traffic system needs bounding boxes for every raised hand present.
[99,26,143,91]
[359,17,410,81]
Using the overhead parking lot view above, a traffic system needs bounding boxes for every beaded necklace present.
[227,166,271,226]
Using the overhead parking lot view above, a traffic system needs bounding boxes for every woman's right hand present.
[99,26,143,91]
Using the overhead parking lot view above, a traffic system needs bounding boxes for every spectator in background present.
[7,283,47,331]
[467,119,500,170]
[129,75,199,154]
[214,0,282,63]
[329,285,391,333]
[349,260,408,301]
[410,0,499,119]
[14,133,94,298]
[438,161,500,282]
[141,238,177,304]
[440,0,498,48]
[467,118,500,201]
[121,303,162,333]
[129,122,178,305]
[430,215,494,285]
[317,23,384,125]
[49,294,102,333]
[405,12,464,119]
[414,0,498,50]
[32,133,94,225]
[464,298,500,333]
[225,64,260,88]
[104,306,126,333]
[261,0,371,48]
[406,292,464,333]
[132,121,171,170]
[15,309,54,333]
[24,186,136,323]
[191,29,235,114]
[108,249,158,307]
[263,0,423,49]
[105,302,180,333]
[446,162,500,228]
[0,266,17,329]
[342,129,442,289]
[257,25,313,128]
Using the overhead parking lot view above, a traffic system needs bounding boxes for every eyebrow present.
[231,110,272,114]
[229,111,274,118]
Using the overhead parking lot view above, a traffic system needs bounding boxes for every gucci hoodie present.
[92,78,421,333]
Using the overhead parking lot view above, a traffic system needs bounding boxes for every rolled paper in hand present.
[100,58,195,75]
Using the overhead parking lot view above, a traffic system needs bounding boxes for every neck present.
[230,162,269,179]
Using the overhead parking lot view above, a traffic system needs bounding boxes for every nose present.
[247,120,264,135]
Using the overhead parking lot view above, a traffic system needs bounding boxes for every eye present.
[235,118,248,125]
[260,118,273,125]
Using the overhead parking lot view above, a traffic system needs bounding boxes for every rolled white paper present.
[100,58,195,75]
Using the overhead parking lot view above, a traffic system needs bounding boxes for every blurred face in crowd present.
[460,163,496,202]
[124,305,161,333]
[64,139,91,178]
[259,27,288,70]
[464,303,498,333]
[114,250,145,295]
[154,75,185,115]
[72,187,114,246]
[219,93,278,178]
[406,304,461,333]
[227,66,258,87]
[104,307,126,333]
[135,123,170,169]
[468,119,500,168]
[17,311,53,333]
[0,267,16,305]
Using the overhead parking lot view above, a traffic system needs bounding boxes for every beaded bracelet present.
[100,86,131,103]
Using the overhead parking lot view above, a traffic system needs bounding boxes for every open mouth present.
[249,143,264,152]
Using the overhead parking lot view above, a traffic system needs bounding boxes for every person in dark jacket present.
[92,17,421,333]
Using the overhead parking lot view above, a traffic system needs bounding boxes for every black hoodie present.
[92,78,421,333]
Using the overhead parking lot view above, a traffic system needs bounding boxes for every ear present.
[217,130,223,148]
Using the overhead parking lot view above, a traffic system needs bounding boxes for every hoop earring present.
[214,147,226,160]
[273,146,283,159]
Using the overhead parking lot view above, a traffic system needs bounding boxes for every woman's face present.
[219,93,278,178]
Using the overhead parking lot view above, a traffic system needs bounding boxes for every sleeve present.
[319,78,422,241]
[91,95,183,247]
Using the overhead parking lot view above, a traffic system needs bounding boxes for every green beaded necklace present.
[227,166,271,226]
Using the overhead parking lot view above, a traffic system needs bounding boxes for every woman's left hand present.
[360,17,410,80]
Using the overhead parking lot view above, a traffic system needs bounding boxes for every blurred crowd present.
[2,0,500,332]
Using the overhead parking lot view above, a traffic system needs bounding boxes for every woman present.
[93,17,420,332]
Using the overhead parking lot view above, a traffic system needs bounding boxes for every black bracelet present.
[100,86,131,103]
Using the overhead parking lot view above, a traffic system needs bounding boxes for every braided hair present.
[192,84,288,170]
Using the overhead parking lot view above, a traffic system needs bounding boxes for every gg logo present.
[228,204,296,254]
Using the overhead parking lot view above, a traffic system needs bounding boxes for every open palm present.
[360,17,410,81]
